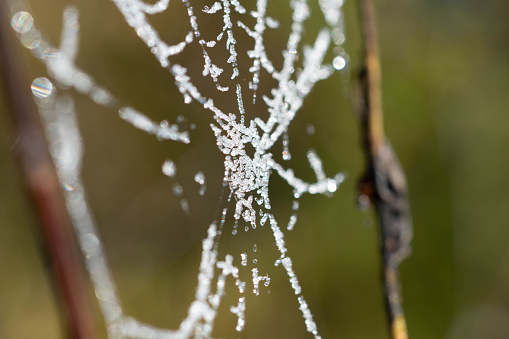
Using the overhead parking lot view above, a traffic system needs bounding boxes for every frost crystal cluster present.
[9,0,348,337]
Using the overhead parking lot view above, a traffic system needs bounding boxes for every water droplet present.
[162,160,176,177]
[333,56,346,70]
[194,171,205,184]
[326,179,337,193]
[180,199,190,215]
[282,132,291,160]
[73,72,93,93]
[81,233,99,259]
[305,123,315,136]
[31,77,53,98]
[194,171,206,195]
[172,184,183,196]
[335,172,346,184]
[287,214,298,231]
[241,253,247,266]
[91,88,112,105]
[332,28,346,45]
[253,244,257,252]
[333,47,349,71]
[358,194,371,210]
[20,29,41,49]
[244,226,249,232]
[11,12,33,34]
[62,182,75,192]
[253,259,257,264]
[282,150,291,161]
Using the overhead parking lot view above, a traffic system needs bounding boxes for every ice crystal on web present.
[10,0,349,337]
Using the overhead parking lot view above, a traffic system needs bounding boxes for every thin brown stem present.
[359,0,384,156]
[0,4,98,339]
[356,1,413,339]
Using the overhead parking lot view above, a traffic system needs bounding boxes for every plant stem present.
[0,4,98,339]
[357,1,413,338]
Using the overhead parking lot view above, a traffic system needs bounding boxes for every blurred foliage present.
[1,0,509,338]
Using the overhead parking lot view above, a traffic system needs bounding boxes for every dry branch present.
[356,0,413,338]
[0,4,98,339]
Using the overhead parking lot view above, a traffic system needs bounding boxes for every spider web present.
[9,0,349,337]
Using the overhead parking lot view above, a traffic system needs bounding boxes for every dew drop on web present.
[31,77,53,98]
[11,12,34,34]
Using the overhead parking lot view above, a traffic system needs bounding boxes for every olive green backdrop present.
[1,0,508,338]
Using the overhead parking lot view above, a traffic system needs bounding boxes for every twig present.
[0,4,98,339]
[356,0,413,338]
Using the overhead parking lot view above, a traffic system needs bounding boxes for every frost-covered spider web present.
[9,0,349,337]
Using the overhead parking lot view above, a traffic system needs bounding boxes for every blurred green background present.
[1,0,509,338]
